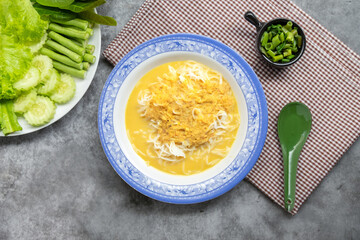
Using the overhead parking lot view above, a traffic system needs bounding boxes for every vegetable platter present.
[0,0,116,136]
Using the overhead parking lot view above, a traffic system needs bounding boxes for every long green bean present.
[83,54,96,64]
[48,31,85,56]
[40,48,83,70]
[85,45,95,54]
[45,39,83,63]
[49,23,89,40]
[86,28,94,36]
[50,18,89,30]
[53,61,86,79]
[71,38,89,48]
[83,62,90,70]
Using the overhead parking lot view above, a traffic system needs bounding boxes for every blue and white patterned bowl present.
[98,34,268,204]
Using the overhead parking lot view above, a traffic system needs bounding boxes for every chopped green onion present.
[284,44,292,49]
[260,47,268,57]
[283,49,292,57]
[287,55,296,60]
[291,47,298,53]
[286,32,294,43]
[296,35,302,48]
[267,50,276,58]
[276,42,286,54]
[282,26,289,33]
[265,43,274,51]
[291,28,298,37]
[261,31,269,47]
[259,20,301,64]
[285,21,293,30]
[272,35,281,48]
[280,32,285,42]
[272,54,283,62]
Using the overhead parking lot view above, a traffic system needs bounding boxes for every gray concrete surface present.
[1,0,359,239]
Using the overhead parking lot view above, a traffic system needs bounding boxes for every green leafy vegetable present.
[33,3,77,21]
[79,9,117,26]
[0,0,48,44]
[0,76,16,100]
[36,0,75,7]
[60,0,106,13]
[0,0,49,134]
[0,35,33,100]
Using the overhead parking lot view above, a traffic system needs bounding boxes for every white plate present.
[1,24,101,137]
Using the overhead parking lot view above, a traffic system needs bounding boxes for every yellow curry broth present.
[125,61,240,175]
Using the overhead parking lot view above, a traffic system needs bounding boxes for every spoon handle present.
[282,149,300,212]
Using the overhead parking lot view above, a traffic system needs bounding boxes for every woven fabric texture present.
[103,0,360,214]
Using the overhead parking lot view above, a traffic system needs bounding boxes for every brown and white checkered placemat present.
[103,0,360,214]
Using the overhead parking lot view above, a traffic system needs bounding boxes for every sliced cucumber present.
[14,89,37,114]
[13,67,40,91]
[50,73,76,104]
[37,68,60,96]
[24,96,56,126]
[29,32,47,54]
[32,55,53,81]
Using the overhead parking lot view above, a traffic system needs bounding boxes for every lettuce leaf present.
[0,35,33,100]
[0,0,45,101]
[0,0,48,44]
[0,0,47,133]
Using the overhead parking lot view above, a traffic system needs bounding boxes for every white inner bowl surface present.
[113,52,248,185]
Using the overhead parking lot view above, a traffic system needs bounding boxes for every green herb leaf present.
[276,42,286,54]
[33,3,77,20]
[60,0,106,13]
[36,0,75,7]
[78,9,117,26]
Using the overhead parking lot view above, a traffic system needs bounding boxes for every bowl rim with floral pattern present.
[98,33,268,204]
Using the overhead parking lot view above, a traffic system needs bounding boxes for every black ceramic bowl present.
[244,11,306,68]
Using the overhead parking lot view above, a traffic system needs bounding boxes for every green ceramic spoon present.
[278,102,312,212]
